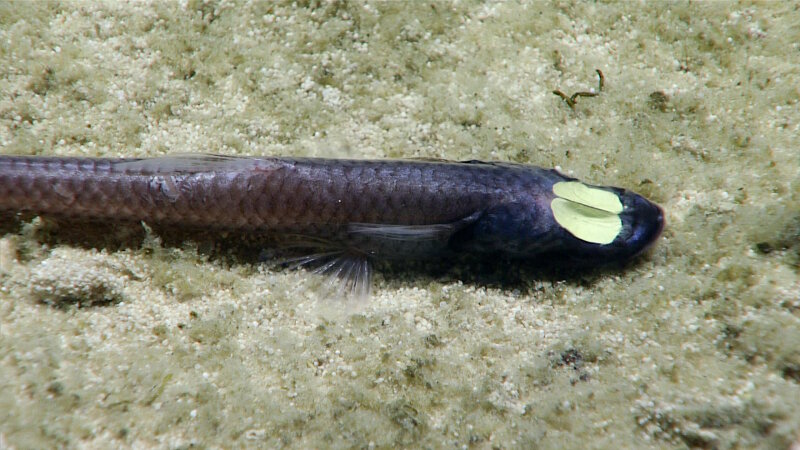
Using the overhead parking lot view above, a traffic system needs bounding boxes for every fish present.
[0,154,664,296]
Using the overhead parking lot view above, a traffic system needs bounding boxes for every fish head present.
[454,180,664,266]
[541,180,665,264]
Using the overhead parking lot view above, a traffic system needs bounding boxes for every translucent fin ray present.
[348,223,455,241]
[347,210,483,243]
[277,250,372,300]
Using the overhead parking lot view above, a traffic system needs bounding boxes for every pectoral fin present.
[348,211,483,242]
[347,223,456,241]
[345,211,483,259]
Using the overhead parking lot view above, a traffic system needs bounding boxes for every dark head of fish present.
[555,188,665,265]
[452,187,664,266]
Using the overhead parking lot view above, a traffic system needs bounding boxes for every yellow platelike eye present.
[551,181,623,245]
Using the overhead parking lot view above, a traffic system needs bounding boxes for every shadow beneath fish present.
[1,214,652,300]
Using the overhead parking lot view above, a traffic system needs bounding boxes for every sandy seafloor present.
[1,1,799,449]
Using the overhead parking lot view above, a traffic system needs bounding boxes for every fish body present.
[0,155,664,292]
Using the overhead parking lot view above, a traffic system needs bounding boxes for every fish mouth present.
[617,191,665,257]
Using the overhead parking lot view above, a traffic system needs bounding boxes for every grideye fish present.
[0,154,664,295]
